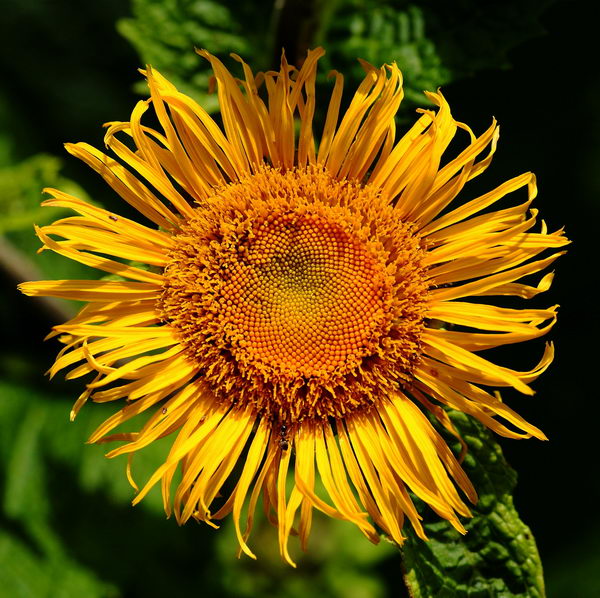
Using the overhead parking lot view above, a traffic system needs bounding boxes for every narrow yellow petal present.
[18,279,160,301]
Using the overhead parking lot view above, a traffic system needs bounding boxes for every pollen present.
[159,166,429,424]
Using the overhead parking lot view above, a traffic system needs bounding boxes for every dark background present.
[0,1,596,596]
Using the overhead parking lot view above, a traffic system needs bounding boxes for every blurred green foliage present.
[116,0,554,112]
[118,0,258,112]
[0,154,95,284]
[324,3,452,105]
[324,0,554,106]
[0,155,83,236]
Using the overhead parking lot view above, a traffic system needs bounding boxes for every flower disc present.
[160,166,429,423]
[212,210,387,374]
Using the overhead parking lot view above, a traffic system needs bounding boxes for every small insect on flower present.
[279,425,290,451]
[19,48,568,566]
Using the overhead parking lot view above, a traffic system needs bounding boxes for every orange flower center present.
[219,210,389,376]
[159,166,428,424]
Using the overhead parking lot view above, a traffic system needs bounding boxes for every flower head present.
[19,48,567,565]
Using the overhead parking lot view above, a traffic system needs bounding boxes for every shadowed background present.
[0,1,596,596]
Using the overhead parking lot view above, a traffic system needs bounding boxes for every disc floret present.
[160,166,429,424]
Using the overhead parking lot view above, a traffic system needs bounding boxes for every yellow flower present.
[19,49,567,565]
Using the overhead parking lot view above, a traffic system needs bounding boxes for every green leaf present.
[0,528,118,598]
[0,381,119,598]
[324,4,451,106]
[401,411,545,597]
[117,0,274,110]
[323,0,555,109]
[0,154,88,235]
[0,153,102,287]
